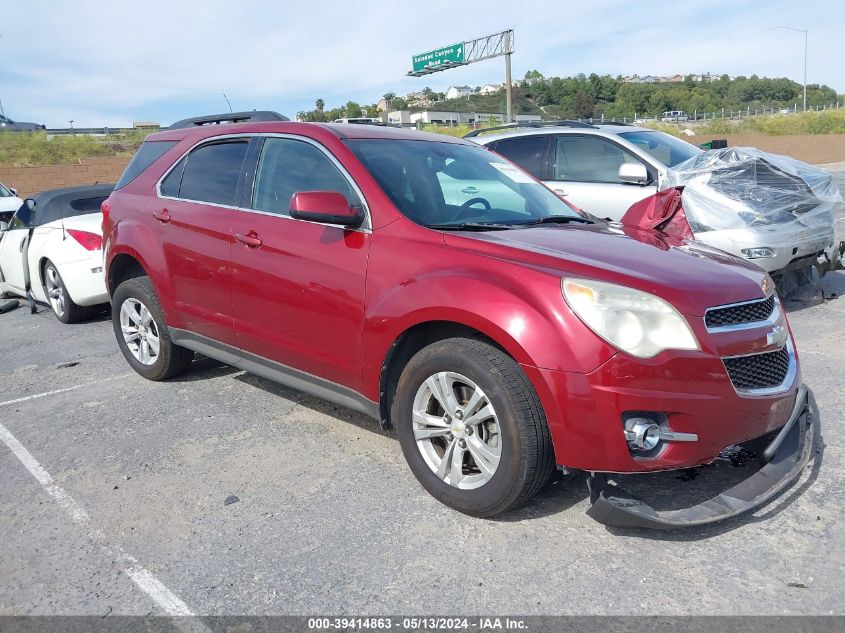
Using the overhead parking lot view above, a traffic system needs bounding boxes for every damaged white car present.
[467,123,843,282]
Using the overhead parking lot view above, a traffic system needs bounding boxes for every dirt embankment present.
[692,134,845,164]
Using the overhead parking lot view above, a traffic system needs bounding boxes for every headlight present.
[741,247,775,259]
[562,278,699,358]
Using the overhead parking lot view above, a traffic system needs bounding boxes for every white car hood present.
[0,196,23,213]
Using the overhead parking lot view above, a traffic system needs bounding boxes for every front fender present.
[362,262,617,401]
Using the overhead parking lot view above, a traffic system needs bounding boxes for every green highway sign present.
[411,43,465,74]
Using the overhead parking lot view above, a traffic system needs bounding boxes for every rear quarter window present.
[115,140,177,190]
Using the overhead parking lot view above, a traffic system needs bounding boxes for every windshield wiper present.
[514,215,594,226]
[426,222,516,231]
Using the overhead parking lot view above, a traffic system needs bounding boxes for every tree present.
[346,101,362,118]
[573,90,594,118]
[315,99,325,112]
[382,92,396,102]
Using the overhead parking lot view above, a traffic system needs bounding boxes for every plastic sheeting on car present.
[665,147,841,235]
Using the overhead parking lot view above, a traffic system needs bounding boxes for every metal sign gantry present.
[407,30,515,122]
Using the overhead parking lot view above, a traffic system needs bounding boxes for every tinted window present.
[160,157,185,197]
[491,136,548,179]
[67,196,110,218]
[179,141,249,206]
[252,138,356,215]
[9,203,32,229]
[115,140,177,190]
[554,136,641,183]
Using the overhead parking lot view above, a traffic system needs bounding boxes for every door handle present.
[461,186,479,194]
[235,231,262,248]
[153,209,171,223]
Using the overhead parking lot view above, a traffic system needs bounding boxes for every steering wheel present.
[448,197,492,222]
[461,197,491,211]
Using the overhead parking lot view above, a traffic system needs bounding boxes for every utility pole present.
[770,26,808,111]
[504,30,513,123]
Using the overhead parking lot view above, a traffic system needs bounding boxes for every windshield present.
[348,139,581,227]
[619,130,701,168]
[0,184,13,197]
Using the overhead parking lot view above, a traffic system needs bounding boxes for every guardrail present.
[578,101,842,125]
[45,126,160,136]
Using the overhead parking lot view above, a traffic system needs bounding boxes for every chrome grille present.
[723,346,790,391]
[705,295,775,329]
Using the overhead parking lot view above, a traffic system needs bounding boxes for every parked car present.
[468,122,840,276]
[0,114,46,132]
[0,182,23,224]
[660,110,688,122]
[0,184,112,322]
[103,115,812,529]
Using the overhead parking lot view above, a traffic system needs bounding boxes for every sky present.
[0,0,842,127]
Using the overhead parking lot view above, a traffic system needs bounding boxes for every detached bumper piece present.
[586,385,813,529]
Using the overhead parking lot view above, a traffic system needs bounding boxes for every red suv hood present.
[444,224,768,316]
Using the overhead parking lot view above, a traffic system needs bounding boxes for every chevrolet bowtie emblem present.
[766,324,788,348]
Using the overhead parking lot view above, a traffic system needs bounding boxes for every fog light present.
[624,418,661,451]
[741,247,775,259]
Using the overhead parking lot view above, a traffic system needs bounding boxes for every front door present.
[0,204,33,293]
[545,135,657,220]
[155,138,250,346]
[229,136,371,391]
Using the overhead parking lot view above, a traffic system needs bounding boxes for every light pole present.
[770,26,808,111]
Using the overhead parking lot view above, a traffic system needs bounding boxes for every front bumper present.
[585,384,813,529]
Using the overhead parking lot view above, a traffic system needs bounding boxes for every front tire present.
[393,337,555,517]
[112,276,194,380]
[43,259,96,323]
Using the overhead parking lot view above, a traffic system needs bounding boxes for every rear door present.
[155,138,250,346]
[0,203,33,293]
[229,135,371,390]
[545,134,657,220]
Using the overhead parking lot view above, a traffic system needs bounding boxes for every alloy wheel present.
[412,371,502,490]
[44,263,65,317]
[119,298,160,365]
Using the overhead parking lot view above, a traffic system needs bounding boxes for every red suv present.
[103,113,813,528]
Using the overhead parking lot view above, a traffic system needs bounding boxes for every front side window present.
[490,135,548,179]
[252,138,356,215]
[9,203,33,229]
[178,141,249,206]
[619,130,701,168]
[554,136,642,183]
[349,139,580,227]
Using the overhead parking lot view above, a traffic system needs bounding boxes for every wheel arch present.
[107,252,148,297]
[377,320,517,430]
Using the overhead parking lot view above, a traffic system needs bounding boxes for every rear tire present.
[112,276,194,380]
[393,337,555,517]
[43,259,96,323]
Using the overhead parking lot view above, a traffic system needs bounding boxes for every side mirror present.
[0,221,8,232]
[618,162,649,185]
[25,198,36,211]
[289,191,364,227]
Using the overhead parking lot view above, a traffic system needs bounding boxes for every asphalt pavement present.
[1,168,844,617]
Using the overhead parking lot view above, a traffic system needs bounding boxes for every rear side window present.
[67,196,110,218]
[178,141,249,206]
[160,157,186,197]
[491,136,548,179]
[115,141,177,190]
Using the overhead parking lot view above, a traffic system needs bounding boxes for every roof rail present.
[167,110,289,130]
[596,120,635,126]
[463,120,596,138]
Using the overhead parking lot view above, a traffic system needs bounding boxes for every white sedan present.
[0,184,112,322]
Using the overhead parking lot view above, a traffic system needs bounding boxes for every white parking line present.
[0,373,134,408]
[0,415,199,619]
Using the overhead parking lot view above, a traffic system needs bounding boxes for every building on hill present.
[445,86,473,100]
[478,83,503,95]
